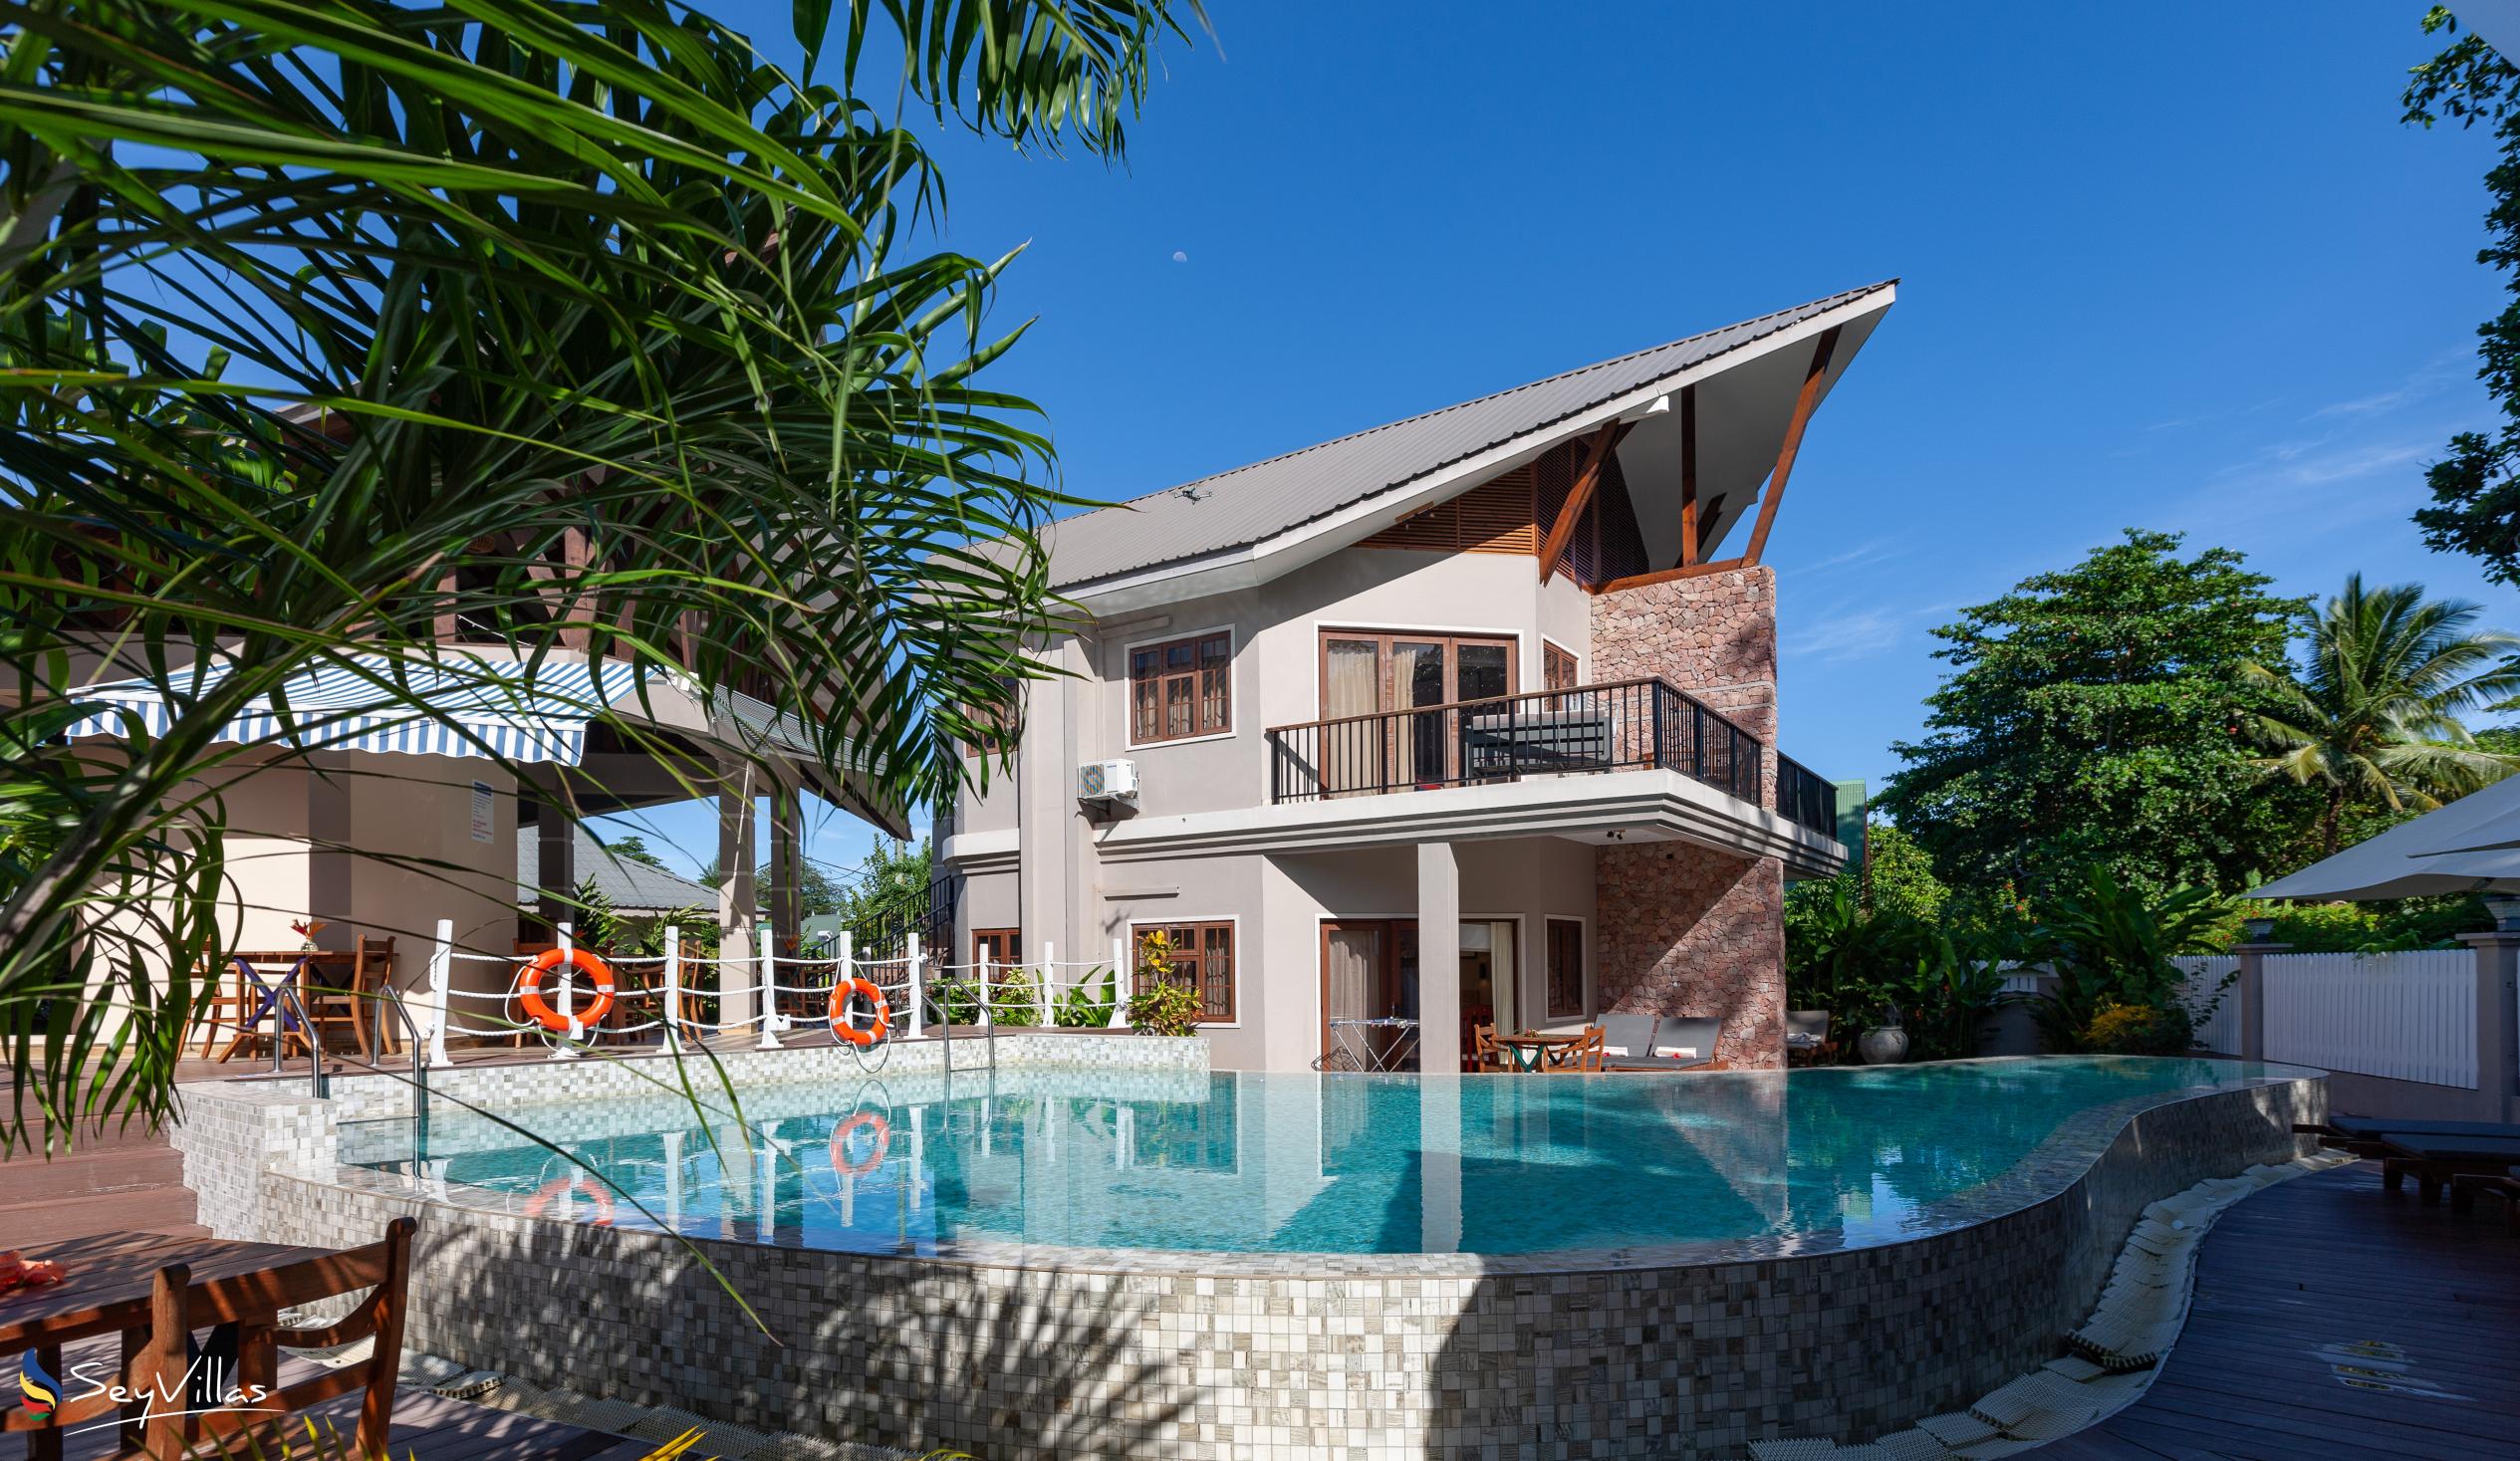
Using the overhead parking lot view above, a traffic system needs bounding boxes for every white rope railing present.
[407,923,1136,1070]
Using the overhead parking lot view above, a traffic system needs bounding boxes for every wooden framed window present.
[972,928,1021,968]
[961,677,1021,757]
[1134,920,1236,1024]
[1130,631,1232,744]
[1543,640,1579,692]
[1545,917,1586,1021]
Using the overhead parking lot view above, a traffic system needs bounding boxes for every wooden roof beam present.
[1740,325,1842,567]
[1536,421,1626,586]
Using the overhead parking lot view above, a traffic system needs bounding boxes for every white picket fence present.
[2258,950,2478,1089]
[2170,956,2241,1056]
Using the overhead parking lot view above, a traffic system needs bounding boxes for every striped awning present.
[61,653,647,765]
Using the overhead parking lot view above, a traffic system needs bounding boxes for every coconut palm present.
[2243,575,2520,853]
[0,0,1203,1149]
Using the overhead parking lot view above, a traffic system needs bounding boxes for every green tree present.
[2403,9,2520,582]
[2242,575,2520,854]
[1878,530,2312,901]
[603,836,669,872]
[0,0,1199,1148]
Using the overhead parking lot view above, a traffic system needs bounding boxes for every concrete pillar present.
[2456,931,2519,1119]
[768,781,803,952]
[2232,941,2287,1062]
[716,762,759,1033]
[1417,841,1461,1075]
[1418,1077,1462,1254]
[534,784,575,938]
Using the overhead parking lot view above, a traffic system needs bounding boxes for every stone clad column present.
[1588,564,1789,1069]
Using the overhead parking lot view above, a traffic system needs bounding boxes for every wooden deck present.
[2036,1161,2520,1459]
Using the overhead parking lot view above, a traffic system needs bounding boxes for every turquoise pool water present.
[345,1058,2304,1259]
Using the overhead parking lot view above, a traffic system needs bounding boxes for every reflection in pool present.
[343,1058,2305,1258]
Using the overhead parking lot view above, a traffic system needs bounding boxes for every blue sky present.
[600,1,2520,881]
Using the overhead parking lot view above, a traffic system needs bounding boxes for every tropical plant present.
[1126,978,1203,1039]
[1052,968,1119,1029]
[1878,530,2316,901]
[1125,929,1201,1036]
[2023,866,2225,1055]
[2242,575,2520,854]
[1879,928,2011,1063]
[0,0,1202,1151]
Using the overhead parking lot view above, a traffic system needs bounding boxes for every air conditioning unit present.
[1078,758,1139,804]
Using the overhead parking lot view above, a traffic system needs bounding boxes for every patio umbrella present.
[2248,773,2520,900]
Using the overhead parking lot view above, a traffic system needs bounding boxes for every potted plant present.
[1857,1003,1910,1065]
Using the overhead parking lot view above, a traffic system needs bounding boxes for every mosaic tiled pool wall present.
[173,1066,2325,1459]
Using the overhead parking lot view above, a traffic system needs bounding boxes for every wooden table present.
[1491,1031,1585,1072]
[219,949,372,1062]
[0,1232,328,1461]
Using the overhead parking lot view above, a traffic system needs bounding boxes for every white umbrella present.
[2249,773,2520,900]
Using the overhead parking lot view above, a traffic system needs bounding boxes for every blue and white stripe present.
[60,654,647,765]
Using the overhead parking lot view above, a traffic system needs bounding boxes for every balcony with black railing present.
[1265,677,1840,841]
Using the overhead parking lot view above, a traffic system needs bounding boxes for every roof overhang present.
[1060,284,1894,616]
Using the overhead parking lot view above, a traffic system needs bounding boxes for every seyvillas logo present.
[17,1351,59,1417]
[14,1350,278,1435]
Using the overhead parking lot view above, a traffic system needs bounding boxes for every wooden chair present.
[1543,1025,1606,1073]
[0,1219,413,1461]
[204,956,313,1064]
[302,941,390,1058]
[1468,1022,1503,1073]
[194,955,265,1060]
[354,935,397,1058]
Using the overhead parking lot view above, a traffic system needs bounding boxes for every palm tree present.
[2244,575,2520,853]
[0,0,1203,1149]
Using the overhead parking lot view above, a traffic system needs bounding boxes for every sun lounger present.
[2448,1167,2520,1230]
[1602,1016,1721,1072]
[2294,1114,2520,1157]
[2375,1133,2520,1206]
[1785,1010,1832,1065]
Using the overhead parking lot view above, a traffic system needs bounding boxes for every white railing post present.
[1041,940,1055,1029]
[662,922,684,1056]
[551,920,582,1060]
[1108,934,1130,1029]
[757,921,782,1050]
[424,918,453,1070]
[979,950,993,1030]
[906,932,925,1038]
[834,929,852,1038]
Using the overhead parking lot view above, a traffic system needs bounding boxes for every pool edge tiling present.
[172,1052,2328,1459]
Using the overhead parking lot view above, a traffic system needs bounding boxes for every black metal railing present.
[1265,677,1838,841]
[1774,753,1835,841]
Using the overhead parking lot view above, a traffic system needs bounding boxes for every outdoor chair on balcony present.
[1599,1015,1722,1073]
[1468,1022,1504,1074]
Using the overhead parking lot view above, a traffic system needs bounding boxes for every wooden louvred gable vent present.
[1359,466,1538,555]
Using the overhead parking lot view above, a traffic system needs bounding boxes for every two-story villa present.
[942,282,1894,1075]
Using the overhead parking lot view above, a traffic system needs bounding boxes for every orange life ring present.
[524,1173,616,1226]
[830,1110,891,1176]
[518,946,616,1033]
[827,976,890,1048]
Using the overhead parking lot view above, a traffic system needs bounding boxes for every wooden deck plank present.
[2043,1162,2520,1458]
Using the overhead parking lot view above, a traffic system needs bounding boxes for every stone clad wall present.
[1597,844,1786,1069]
[1589,562,1788,1069]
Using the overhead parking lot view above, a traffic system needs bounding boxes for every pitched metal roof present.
[516,826,716,914]
[1036,282,1895,590]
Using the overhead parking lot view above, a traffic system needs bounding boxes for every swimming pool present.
[346,1056,2310,1261]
